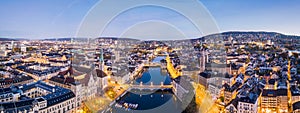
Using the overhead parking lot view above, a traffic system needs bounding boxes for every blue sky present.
[0,0,299,39]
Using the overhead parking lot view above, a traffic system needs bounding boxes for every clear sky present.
[0,0,299,40]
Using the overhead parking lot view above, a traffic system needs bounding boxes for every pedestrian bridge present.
[143,63,161,67]
[130,84,173,90]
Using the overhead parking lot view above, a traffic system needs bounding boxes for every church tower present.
[99,48,104,71]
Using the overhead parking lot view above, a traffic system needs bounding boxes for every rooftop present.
[0,81,75,112]
[293,101,300,111]
[261,89,276,97]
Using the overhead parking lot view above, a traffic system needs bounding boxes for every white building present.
[0,81,80,113]
[21,45,27,52]
[238,99,258,113]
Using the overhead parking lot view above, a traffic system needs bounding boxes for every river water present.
[109,56,183,113]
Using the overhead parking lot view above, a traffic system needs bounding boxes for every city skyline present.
[0,1,299,113]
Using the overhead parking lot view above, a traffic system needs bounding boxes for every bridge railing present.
[129,81,173,89]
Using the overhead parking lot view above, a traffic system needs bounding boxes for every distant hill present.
[192,31,300,40]
[43,38,73,41]
[96,37,140,41]
[43,37,140,41]
[0,38,17,41]
[221,31,280,35]
[0,38,30,41]
[221,31,300,39]
[9,31,300,41]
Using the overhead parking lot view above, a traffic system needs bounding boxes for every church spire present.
[99,48,104,70]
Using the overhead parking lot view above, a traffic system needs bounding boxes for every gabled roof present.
[239,93,259,104]
[45,91,75,108]
[58,66,84,76]
[276,89,287,96]
[291,85,300,96]
[199,72,211,78]
[78,73,93,86]
[93,69,108,78]
[225,82,242,92]
[268,79,276,85]
[226,98,239,109]
[262,89,276,97]
[49,75,75,85]
[293,101,300,111]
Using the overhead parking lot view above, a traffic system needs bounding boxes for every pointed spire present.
[99,48,104,71]
[61,55,67,61]
[100,48,104,62]
[0,104,4,112]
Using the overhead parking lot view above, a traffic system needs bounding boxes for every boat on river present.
[115,101,138,110]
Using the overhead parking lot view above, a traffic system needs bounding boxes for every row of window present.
[0,97,13,102]
[46,99,76,113]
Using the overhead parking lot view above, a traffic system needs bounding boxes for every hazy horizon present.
[1,30,298,41]
[1,0,300,39]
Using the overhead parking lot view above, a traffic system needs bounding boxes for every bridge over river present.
[130,84,173,90]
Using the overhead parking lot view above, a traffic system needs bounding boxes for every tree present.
[105,87,117,99]
[246,57,251,64]
[82,103,92,113]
